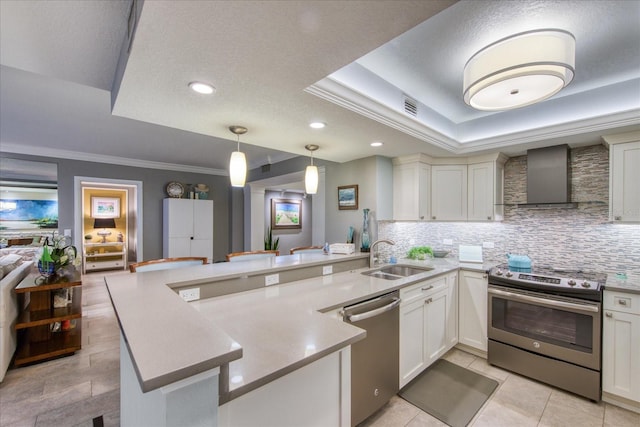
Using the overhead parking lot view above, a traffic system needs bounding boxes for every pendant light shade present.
[304,144,319,194]
[229,151,247,187]
[305,165,318,194]
[228,125,248,187]
[463,29,575,111]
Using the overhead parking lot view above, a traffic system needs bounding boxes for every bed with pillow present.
[0,253,35,382]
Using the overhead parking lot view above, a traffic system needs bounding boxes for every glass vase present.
[361,208,370,251]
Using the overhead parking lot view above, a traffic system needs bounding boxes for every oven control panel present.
[490,264,603,294]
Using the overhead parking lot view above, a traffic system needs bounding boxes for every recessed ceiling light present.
[370,141,383,147]
[309,122,326,129]
[188,81,215,95]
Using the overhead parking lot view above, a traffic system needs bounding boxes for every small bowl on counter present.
[432,250,450,258]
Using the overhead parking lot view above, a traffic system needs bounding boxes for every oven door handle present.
[488,287,599,313]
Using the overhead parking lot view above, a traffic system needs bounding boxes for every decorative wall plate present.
[166,182,184,198]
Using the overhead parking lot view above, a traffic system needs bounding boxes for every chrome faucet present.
[370,239,395,268]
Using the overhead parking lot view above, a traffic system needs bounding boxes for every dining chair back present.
[225,250,279,262]
[129,257,208,272]
[289,246,324,255]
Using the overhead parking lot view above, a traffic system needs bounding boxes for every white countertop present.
[105,253,495,398]
[604,271,640,294]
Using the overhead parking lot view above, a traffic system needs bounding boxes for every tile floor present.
[1,271,639,427]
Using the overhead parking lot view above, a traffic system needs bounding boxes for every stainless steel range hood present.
[523,144,577,209]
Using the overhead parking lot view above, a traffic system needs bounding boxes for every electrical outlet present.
[483,241,495,249]
[443,239,453,245]
[265,274,280,286]
[322,265,333,275]
[179,288,200,302]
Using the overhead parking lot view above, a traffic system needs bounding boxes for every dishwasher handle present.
[344,297,401,323]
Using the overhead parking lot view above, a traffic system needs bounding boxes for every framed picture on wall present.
[338,185,358,210]
[92,197,120,218]
[271,199,302,229]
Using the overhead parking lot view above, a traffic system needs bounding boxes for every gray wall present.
[249,155,394,250]
[0,153,233,262]
[264,190,312,254]
[324,156,393,247]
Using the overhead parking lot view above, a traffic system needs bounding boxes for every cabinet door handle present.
[425,298,433,304]
[605,312,613,318]
[432,216,436,220]
[487,216,492,220]
[421,285,434,292]
[618,300,628,306]
[614,216,622,221]
[190,236,194,240]
[482,274,488,279]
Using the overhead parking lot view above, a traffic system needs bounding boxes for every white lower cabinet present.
[458,270,488,355]
[602,290,640,409]
[399,274,458,388]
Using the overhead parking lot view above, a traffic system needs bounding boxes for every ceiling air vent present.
[403,96,418,117]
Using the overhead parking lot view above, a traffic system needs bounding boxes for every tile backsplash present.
[379,145,640,274]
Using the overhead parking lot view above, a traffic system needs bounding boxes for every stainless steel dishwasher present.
[341,290,400,426]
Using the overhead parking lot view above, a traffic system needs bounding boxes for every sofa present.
[0,253,35,382]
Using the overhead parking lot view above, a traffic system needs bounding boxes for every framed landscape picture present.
[92,197,120,218]
[271,199,301,229]
[338,185,358,210]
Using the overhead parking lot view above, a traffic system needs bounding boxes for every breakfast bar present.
[105,253,483,426]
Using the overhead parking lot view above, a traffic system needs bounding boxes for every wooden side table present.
[13,271,82,366]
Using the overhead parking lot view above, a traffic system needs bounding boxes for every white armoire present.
[163,198,214,262]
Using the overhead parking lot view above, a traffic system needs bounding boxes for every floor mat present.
[399,359,498,427]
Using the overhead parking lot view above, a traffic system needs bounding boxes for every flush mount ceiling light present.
[228,125,248,187]
[463,29,575,111]
[304,144,319,195]
[189,81,215,95]
[370,141,383,147]
[309,122,326,129]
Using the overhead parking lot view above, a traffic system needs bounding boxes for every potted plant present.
[264,227,279,251]
[38,234,80,278]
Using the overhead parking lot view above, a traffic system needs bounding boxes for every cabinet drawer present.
[401,276,446,305]
[86,260,124,271]
[604,290,640,315]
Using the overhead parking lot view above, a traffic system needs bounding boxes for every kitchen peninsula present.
[105,253,489,426]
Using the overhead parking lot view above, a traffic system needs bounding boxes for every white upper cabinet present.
[606,132,640,223]
[393,153,506,222]
[431,165,467,221]
[468,155,507,221]
[392,154,431,220]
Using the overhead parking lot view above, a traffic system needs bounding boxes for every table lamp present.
[94,218,116,243]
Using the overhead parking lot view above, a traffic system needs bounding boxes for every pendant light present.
[304,144,319,195]
[463,29,575,111]
[229,125,248,187]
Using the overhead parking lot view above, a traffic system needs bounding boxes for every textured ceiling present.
[1,0,639,174]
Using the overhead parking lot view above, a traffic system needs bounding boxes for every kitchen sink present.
[362,264,434,280]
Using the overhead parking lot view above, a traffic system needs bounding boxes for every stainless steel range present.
[487,264,606,401]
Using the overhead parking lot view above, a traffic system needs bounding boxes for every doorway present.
[73,177,143,267]
[244,167,325,252]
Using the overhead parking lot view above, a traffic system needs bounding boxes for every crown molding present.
[0,143,229,176]
[307,77,640,156]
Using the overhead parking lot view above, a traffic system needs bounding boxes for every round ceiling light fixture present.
[309,122,326,129]
[189,81,216,95]
[463,29,575,111]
